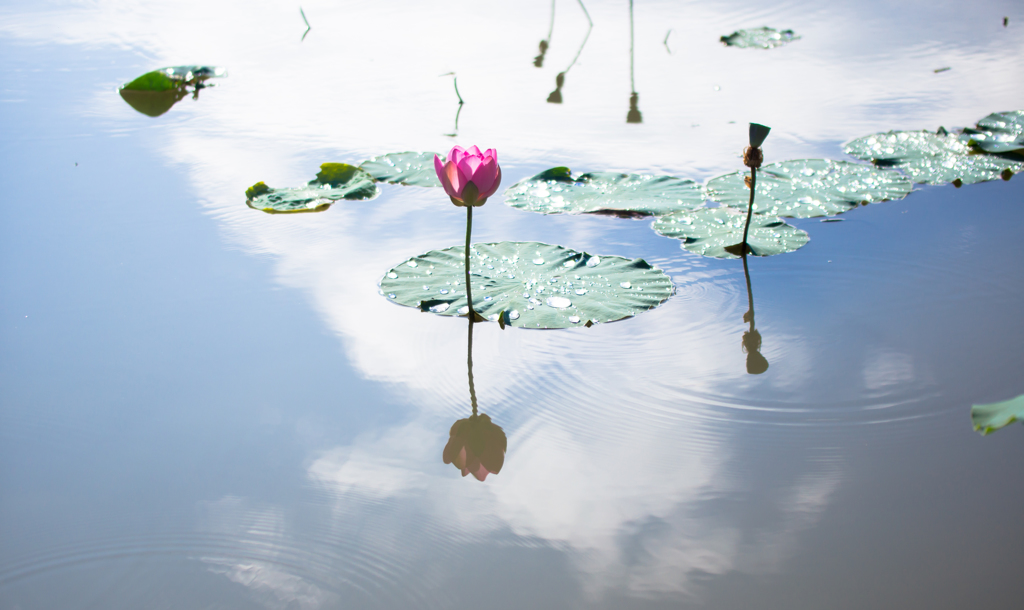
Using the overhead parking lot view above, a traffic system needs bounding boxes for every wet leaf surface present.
[962,110,1024,154]
[504,167,706,217]
[245,163,379,214]
[972,394,1024,435]
[720,27,800,49]
[707,159,912,218]
[843,130,1023,185]
[379,241,674,328]
[359,151,444,187]
[652,208,809,258]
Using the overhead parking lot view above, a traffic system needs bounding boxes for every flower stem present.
[465,206,475,318]
[741,165,757,254]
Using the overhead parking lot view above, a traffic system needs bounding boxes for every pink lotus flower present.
[434,145,502,207]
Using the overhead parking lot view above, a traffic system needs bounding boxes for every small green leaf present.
[380,242,674,329]
[504,169,706,217]
[720,27,800,49]
[707,159,912,218]
[652,208,809,259]
[972,394,1024,435]
[359,152,445,187]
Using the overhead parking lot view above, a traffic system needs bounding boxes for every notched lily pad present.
[707,159,911,218]
[379,241,674,329]
[652,208,809,259]
[962,110,1024,154]
[359,151,444,187]
[972,394,1024,435]
[504,168,706,218]
[245,163,379,214]
[843,130,1023,185]
[720,27,800,49]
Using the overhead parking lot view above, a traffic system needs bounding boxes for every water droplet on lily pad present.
[707,159,911,218]
[844,128,1023,186]
[358,151,444,187]
[653,208,809,259]
[720,27,800,49]
[504,167,705,217]
[379,242,672,329]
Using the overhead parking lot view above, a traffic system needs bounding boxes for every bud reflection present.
[443,318,507,481]
[626,92,642,124]
[547,72,565,104]
[741,253,769,374]
[534,0,555,68]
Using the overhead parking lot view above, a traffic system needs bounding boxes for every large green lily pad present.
[503,167,706,218]
[359,151,444,187]
[379,241,674,329]
[962,110,1024,154]
[245,163,379,214]
[720,27,800,49]
[652,208,809,259]
[843,130,1023,185]
[972,394,1024,435]
[706,159,912,218]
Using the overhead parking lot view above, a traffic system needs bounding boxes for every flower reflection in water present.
[443,318,507,481]
[741,253,769,375]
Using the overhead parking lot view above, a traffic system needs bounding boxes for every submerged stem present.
[741,165,757,253]
[468,317,478,416]
[465,206,475,317]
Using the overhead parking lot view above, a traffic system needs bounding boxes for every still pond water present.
[2,0,1023,608]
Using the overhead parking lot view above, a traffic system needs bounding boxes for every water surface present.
[2,1,1023,608]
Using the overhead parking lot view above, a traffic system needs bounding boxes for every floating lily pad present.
[652,208,809,259]
[972,394,1024,435]
[720,27,800,49]
[379,241,674,329]
[504,167,706,218]
[245,163,379,214]
[706,159,911,218]
[962,110,1024,154]
[359,151,444,187]
[843,130,1023,185]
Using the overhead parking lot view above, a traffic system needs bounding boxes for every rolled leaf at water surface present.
[962,110,1024,154]
[245,163,379,214]
[843,130,1022,185]
[359,151,444,187]
[706,159,912,218]
[119,65,226,117]
[379,241,674,329]
[971,394,1024,435]
[652,208,809,259]
[121,65,226,91]
[504,167,706,218]
[720,27,800,49]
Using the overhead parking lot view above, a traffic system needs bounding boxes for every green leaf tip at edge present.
[316,163,362,186]
[122,71,178,92]
[245,181,271,200]
[536,166,574,181]
[971,394,1024,435]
